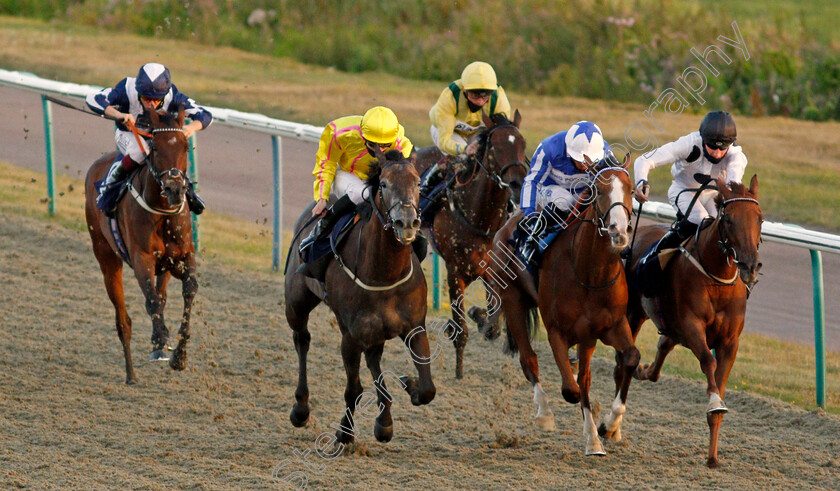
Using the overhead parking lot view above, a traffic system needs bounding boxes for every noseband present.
[717,196,761,266]
[146,127,188,188]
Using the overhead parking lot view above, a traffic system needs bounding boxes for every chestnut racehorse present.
[415,110,528,378]
[492,156,639,456]
[284,149,436,445]
[85,107,197,385]
[621,175,763,468]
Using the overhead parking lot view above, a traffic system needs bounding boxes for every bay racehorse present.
[622,175,762,468]
[491,155,639,456]
[284,149,436,445]
[84,106,197,384]
[414,110,528,378]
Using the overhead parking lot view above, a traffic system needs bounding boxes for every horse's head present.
[584,153,633,251]
[478,110,529,202]
[367,149,422,245]
[147,106,189,208]
[715,175,763,285]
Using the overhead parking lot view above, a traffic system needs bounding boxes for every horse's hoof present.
[125,378,137,386]
[335,429,354,445]
[374,421,393,443]
[586,439,607,456]
[706,393,728,414]
[707,457,721,469]
[149,349,170,361]
[169,354,187,371]
[535,415,555,432]
[561,388,580,404]
[289,406,310,428]
[598,423,621,442]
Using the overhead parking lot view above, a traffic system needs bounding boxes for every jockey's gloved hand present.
[634,179,649,203]
[465,141,479,157]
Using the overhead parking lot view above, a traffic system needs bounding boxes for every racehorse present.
[486,154,639,455]
[84,106,197,385]
[415,110,528,379]
[284,149,436,445]
[622,175,762,468]
[491,155,639,456]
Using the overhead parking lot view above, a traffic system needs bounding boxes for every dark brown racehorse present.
[622,175,762,468]
[491,156,639,456]
[84,107,197,385]
[285,149,436,445]
[415,110,528,378]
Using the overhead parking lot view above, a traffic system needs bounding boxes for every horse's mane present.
[364,149,406,189]
[475,113,514,163]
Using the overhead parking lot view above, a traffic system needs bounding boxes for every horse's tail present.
[503,307,539,356]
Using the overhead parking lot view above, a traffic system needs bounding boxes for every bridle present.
[716,196,761,267]
[368,160,420,230]
[129,123,189,215]
[577,166,633,236]
[459,123,529,190]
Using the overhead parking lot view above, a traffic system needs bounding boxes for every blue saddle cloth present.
[300,210,360,265]
[629,242,667,298]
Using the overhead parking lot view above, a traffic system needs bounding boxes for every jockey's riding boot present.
[655,220,698,253]
[419,162,444,199]
[542,203,570,229]
[299,195,356,259]
[517,213,545,270]
[186,180,206,215]
[96,159,129,217]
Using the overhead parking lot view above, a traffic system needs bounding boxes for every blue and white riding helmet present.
[136,63,172,99]
[565,121,605,163]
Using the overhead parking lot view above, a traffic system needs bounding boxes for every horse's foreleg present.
[545,328,579,404]
[470,278,501,341]
[169,262,197,371]
[335,334,364,445]
[134,256,169,361]
[635,334,676,381]
[599,320,641,442]
[95,242,135,384]
[364,343,393,442]
[285,285,321,428]
[446,272,469,379]
[400,326,437,406]
[576,341,604,456]
[706,337,741,468]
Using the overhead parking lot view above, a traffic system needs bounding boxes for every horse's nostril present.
[394,220,405,229]
[412,219,421,229]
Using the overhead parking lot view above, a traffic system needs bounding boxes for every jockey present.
[298,106,414,259]
[86,62,212,217]
[634,110,747,252]
[419,61,512,197]
[517,121,613,267]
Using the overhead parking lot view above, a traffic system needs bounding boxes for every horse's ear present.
[620,152,631,169]
[177,104,185,127]
[481,110,493,128]
[513,109,522,128]
[749,174,758,197]
[582,154,596,173]
[716,177,730,197]
[148,107,161,126]
[409,151,417,167]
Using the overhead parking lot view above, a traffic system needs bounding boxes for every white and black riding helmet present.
[136,63,172,99]
[700,110,736,150]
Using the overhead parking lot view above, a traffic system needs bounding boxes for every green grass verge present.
[3,160,837,415]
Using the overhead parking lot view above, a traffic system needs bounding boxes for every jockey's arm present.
[182,120,203,139]
[632,135,692,202]
[103,105,134,126]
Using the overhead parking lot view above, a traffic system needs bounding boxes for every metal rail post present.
[188,134,200,251]
[272,135,283,272]
[41,95,56,216]
[810,250,826,408]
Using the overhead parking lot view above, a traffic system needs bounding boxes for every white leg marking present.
[583,407,606,456]
[533,383,555,431]
[603,393,626,442]
[707,392,728,414]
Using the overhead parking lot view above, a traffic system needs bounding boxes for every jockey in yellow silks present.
[420,61,512,195]
[299,106,414,256]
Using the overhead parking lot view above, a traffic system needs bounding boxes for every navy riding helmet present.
[136,63,171,99]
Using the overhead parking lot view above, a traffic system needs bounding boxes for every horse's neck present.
[452,171,508,231]
[572,208,619,280]
[352,218,412,281]
[693,218,737,277]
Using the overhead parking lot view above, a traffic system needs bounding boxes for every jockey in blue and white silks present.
[516,121,612,268]
[86,63,213,216]
[520,121,611,217]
